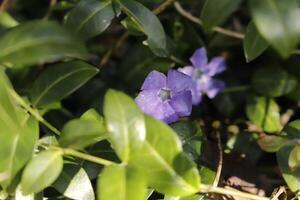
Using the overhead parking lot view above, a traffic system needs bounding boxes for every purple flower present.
[178,48,226,105]
[135,69,193,123]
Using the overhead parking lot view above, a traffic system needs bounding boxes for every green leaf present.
[246,96,282,133]
[243,21,269,62]
[65,0,117,40]
[0,12,19,28]
[257,134,290,153]
[0,70,39,188]
[115,0,168,56]
[200,0,242,31]
[59,118,107,149]
[252,66,297,97]
[281,120,300,140]
[97,164,146,200]
[103,89,145,162]
[0,20,87,67]
[288,145,300,171]
[53,164,95,200]
[249,0,300,58]
[21,150,64,195]
[81,108,103,122]
[131,116,200,196]
[15,185,43,200]
[30,61,99,107]
[277,145,300,192]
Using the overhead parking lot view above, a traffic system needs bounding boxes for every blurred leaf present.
[121,17,144,36]
[281,120,300,140]
[257,134,290,153]
[103,89,145,162]
[200,0,242,31]
[0,71,39,188]
[198,167,216,185]
[53,164,95,200]
[289,145,300,171]
[131,116,200,196]
[249,0,300,58]
[97,164,146,200]
[21,150,63,195]
[277,145,300,192]
[31,61,98,107]
[243,21,269,62]
[65,0,118,40]
[0,20,87,67]
[0,12,19,28]
[246,96,282,133]
[115,0,168,56]
[59,118,107,149]
[15,185,43,200]
[252,66,297,97]
[81,108,103,122]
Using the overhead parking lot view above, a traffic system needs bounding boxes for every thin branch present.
[98,0,176,67]
[213,131,223,187]
[200,184,270,200]
[174,2,244,39]
[270,186,287,200]
[0,0,11,12]
[44,0,57,19]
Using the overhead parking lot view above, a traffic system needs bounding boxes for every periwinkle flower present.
[178,48,226,105]
[135,69,192,123]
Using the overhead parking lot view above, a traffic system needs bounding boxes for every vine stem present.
[199,184,270,200]
[9,89,61,135]
[52,146,115,166]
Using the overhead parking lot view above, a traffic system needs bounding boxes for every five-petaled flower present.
[178,47,226,105]
[135,69,193,123]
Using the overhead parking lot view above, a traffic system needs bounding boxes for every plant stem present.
[222,85,251,93]
[199,184,270,200]
[62,148,115,166]
[9,89,61,135]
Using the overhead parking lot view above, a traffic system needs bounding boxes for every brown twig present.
[270,186,287,200]
[0,0,11,12]
[174,2,244,39]
[213,131,223,187]
[98,0,175,68]
[44,0,57,19]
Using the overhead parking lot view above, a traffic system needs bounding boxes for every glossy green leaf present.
[277,145,300,192]
[97,164,146,200]
[200,0,242,31]
[0,20,87,67]
[243,21,269,62]
[249,0,300,58]
[65,0,117,40]
[252,67,297,97]
[103,89,145,162]
[21,150,64,195]
[115,0,168,56]
[246,96,282,133]
[31,61,99,107]
[131,116,200,196]
[53,164,95,200]
[0,71,39,188]
[288,145,300,171]
[59,118,107,149]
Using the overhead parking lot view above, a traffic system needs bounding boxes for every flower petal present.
[191,82,202,105]
[170,91,192,117]
[190,48,208,69]
[198,77,225,99]
[205,56,226,76]
[135,90,178,123]
[167,69,192,93]
[141,70,167,90]
[178,66,194,77]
